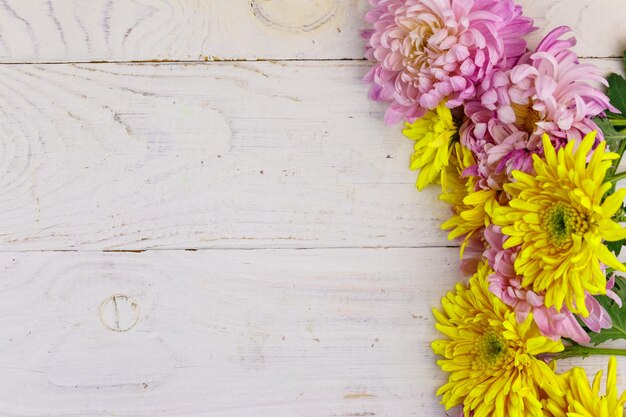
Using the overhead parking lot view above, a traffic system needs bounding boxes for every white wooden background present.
[0,1,624,416]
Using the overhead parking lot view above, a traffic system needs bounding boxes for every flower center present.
[477,332,508,366]
[406,31,432,69]
[401,19,445,73]
[542,202,589,247]
[524,107,542,135]
[512,102,543,135]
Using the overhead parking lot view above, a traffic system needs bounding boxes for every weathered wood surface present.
[0,1,625,417]
[0,0,621,63]
[0,248,620,416]
[0,58,621,251]
[0,60,442,250]
[0,248,458,417]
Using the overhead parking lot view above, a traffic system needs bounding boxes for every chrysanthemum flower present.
[439,142,475,208]
[543,357,626,417]
[442,186,500,244]
[482,26,615,142]
[484,225,616,343]
[440,143,505,251]
[432,262,564,417]
[460,26,616,190]
[460,111,540,190]
[362,0,534,124]
[457,232,485,276]
[493,132,626,316]
[440,143,482,243]
[403,102,457,190]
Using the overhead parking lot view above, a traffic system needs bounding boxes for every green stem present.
[615,213,626,222]
[611,119,626,127]
[609,171,626,183]
[613,137,626,173]
[554,344,626,360]
[610,138,626,175]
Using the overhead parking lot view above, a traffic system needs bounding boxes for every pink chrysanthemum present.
[484,225,619,343]
[461,107,536,190]
[460,26,617,189]
[456,233,485,276]
[362,0,534,125]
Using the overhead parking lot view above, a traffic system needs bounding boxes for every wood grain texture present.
[0,59,621,251]
[0,0,622,63]
[0,248,460,417]
[1,1,626,416]
[0,60,444,250]
[0,0,368,62]
[1,248,624,417]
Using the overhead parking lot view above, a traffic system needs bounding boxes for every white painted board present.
[0,59,621,251]
[0,0,621,63]
[0,0,625,416]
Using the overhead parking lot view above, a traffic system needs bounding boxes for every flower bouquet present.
[362,1,626,416]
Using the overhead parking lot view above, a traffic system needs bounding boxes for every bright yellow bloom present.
[493,132,626,316]
[403,102,457,190]
[439,142,475,208]
[440,143,504,253]
[543,357,626,417]
[432,263,564,417]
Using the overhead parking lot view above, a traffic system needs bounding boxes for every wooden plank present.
[0,247,460,417]
[0,0,622,63]
[0,0,369,62]
[0,248,623,417]
[0,59,621,251]
[0,60,441,250]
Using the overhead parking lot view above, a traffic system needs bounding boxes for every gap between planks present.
[0,58,367,65]
[0,245,463,253]
[0,57,618,66]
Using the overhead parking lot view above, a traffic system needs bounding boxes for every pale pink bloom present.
[457,232,485,276]
[460,26,616,189]
[484,225,617,343]
[461,111,536,190]
[485,26,616,142]
[362,0,534,124]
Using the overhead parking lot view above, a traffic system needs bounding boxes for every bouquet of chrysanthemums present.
[363,1,626,416]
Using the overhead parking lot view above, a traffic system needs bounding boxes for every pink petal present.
[535,75,558,100]
[497,105,516,123]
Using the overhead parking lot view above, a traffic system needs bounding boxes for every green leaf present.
[595,117,626,146]
[606,238,626,256]
[589,276,626,345]
[607,73,626,118]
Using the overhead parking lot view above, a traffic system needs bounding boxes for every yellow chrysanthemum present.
[439,142,475,208]
[493,132,626,316]
[432,263,564,417]
[403,102,457,190]
[440,143,505,252]
[543,357,626,417]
